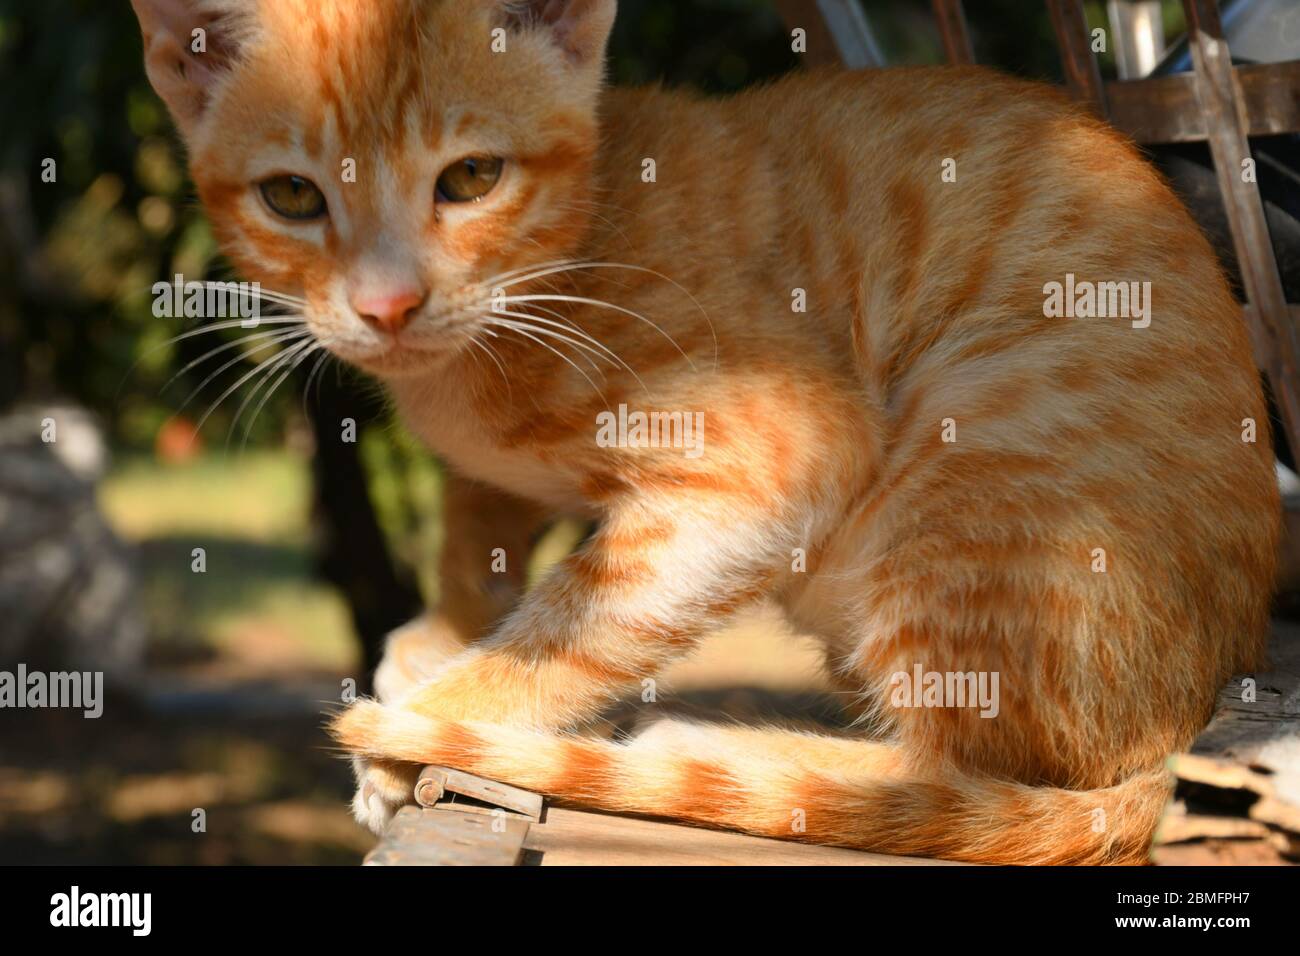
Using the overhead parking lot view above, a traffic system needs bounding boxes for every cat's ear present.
[497,0,617,71]
[130,0,251,137]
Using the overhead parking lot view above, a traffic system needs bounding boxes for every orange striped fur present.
[134,0,1279,864]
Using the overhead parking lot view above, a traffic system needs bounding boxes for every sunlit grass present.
[99,450,312,542]
[99,450,355,673]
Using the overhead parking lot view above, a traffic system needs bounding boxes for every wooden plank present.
[1046,0,1108,116]
[524,807,968,866]
[1152,840,1292,865]
[365,807,530,866]
[931,0,975,65]
[1185,624,1300,774]
[1182,0,1300,455]
[1105,61,1300,144]
[415,765,543,821]
[1153,622,1300,865]
[1156,802,1273,843]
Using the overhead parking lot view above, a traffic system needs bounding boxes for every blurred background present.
[0,0,1295,864]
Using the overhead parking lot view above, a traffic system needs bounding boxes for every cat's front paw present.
[350,756,421,835]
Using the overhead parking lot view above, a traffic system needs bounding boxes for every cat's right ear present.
[130,0,250,138]
[495,0,618,74]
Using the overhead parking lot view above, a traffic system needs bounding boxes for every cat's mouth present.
[334,318,479,378]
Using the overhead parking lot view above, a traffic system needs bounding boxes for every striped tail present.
[331,700,1171,865]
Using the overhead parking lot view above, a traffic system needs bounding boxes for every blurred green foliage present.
[0,0,1191,450]
[0,0,227,447]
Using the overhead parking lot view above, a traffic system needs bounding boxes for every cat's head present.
[131,0,616,377]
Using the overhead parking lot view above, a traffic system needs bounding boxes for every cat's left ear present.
[130,0,252,138]
[499,0,617,71]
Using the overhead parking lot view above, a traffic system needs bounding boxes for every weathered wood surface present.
[1046,0,1108,116]
[1180,0,1300,454]
[1153,622,1300,865]
[365,807,530,866]
[1187,624,1300,772]
[1106,61,1300,144]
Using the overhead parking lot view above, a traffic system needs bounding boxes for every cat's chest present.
[392,382,589,513]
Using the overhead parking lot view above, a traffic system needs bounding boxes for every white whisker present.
[479,257,583,291]
[467,334,513,398]
[190,338,316,439]
[116,317,308,398]
[489,309,621,367]
[160,327,312,395]
[490,323,608,403]
[500,293,697,372]
[484,316,607,377]
[487,308,649,395]
[301,349,333,417]
[174,328,312,413]
[237,342,321,453]
[482,260,717,371]
[226,338,314,450]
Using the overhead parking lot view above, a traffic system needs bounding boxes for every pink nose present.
[351,289,426,333]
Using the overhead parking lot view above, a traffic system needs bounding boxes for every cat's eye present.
[436,156,503,203]
[258,175,327,221]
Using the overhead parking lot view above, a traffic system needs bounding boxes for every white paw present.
[350,756,420,835]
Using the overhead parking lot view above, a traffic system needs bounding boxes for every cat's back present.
[728,66,1259,410]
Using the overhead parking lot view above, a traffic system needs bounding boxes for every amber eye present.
[436,156,503,203]
[258,175,327,220]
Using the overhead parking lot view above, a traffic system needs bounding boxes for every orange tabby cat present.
[131,0,1279,864]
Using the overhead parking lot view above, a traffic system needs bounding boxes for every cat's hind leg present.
[373,613,483,706]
